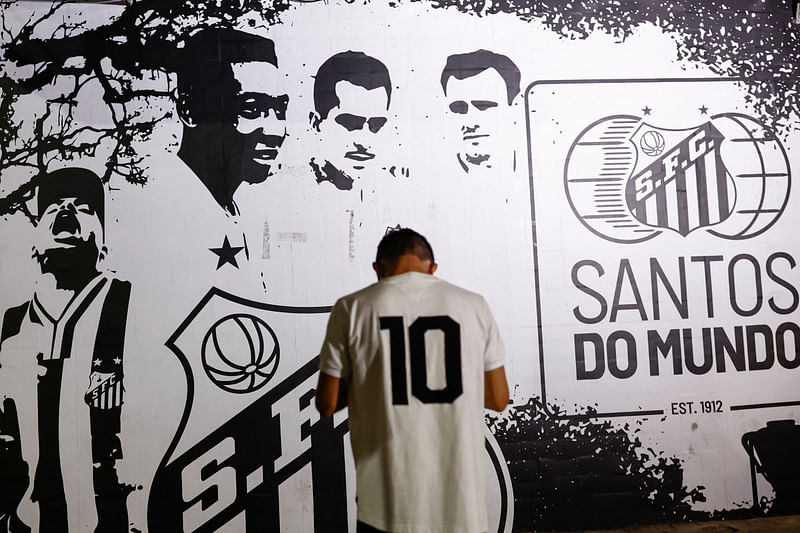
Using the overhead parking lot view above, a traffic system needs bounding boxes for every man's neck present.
[34,270,100,319]
[381,255,436,279]
[34,273,77,319]
[178,133,240,216]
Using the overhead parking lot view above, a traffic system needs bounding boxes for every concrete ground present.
[560,514,800,532]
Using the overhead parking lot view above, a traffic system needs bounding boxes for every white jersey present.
[319,271,505,533]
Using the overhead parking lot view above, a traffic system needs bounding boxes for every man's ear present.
[176,92,197,128]
[428,262,438,275]
[309,111,322,132]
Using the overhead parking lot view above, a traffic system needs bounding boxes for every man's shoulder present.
[106,276,132,293]
[334,281,381,306]
[435,277,481,295]
[429,277,488,305]
[2,301,30,320]
[337,275,488,309]
[1,301,31,348]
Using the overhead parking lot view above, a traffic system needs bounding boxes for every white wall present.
[0,1,798,531]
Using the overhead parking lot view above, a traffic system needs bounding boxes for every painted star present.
[699,105,709,115]
[93,358,101,367]
[112,357,121,365]
[642,106,652,116]
[210,236,245,270]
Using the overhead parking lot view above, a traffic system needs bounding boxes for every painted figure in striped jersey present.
[0,168,133,533]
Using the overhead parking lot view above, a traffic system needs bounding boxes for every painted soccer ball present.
[639,130,665,156]
[201,314,280,393]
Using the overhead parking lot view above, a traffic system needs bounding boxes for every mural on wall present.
[0,167,134,531]
[0,0,798,532]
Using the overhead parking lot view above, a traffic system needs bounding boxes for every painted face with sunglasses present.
[316,80,390,177]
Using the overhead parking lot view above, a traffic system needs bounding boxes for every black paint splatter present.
[310,158,355,190]
[487,396,708,531]
[426,0,800,134]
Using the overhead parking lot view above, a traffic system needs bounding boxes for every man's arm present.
[484,366,509,412]
[315,373,349,418]
[316,298,351,417]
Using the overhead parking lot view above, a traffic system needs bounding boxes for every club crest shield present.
[565,112,790,242]
[148,288,342,532]
[625,121,734,236]
[85,371,124,409]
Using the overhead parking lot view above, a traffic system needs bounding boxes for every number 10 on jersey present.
[379,316,463,405]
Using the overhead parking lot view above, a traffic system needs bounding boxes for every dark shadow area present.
[742,419,800,516]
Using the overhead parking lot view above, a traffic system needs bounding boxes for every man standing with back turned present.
[316,228,509,533]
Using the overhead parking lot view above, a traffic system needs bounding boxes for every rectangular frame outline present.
[523,76,796,418]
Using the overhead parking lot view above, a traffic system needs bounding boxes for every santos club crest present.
[526,78,798,417]
[565,113,791,243]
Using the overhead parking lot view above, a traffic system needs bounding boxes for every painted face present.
[230,61,288,184]
[444,68,511,171]
[35,196,103,255]
[317,81,390,176]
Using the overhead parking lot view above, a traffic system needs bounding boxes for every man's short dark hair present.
[313,51,392,120]
[440,49,521,105]
[376,228,434,265]
[37,167,105,227]
[176,28,278,123]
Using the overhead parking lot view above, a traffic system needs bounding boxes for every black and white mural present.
[0,0,798,531]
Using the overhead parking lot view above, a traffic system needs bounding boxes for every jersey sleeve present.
[481,298,505,371]
[318,298,352,379]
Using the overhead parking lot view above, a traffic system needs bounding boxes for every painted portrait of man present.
[309,51,395,190]
[0,168,134,532]
[441,49,521,173]
[175,28,289,215]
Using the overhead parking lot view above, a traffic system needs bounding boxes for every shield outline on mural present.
[624,120,735,237]
[148,287,514,532]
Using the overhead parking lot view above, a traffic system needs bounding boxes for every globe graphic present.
[706,113,791,240]
[201,313,280,393]
[564,114,661,244]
